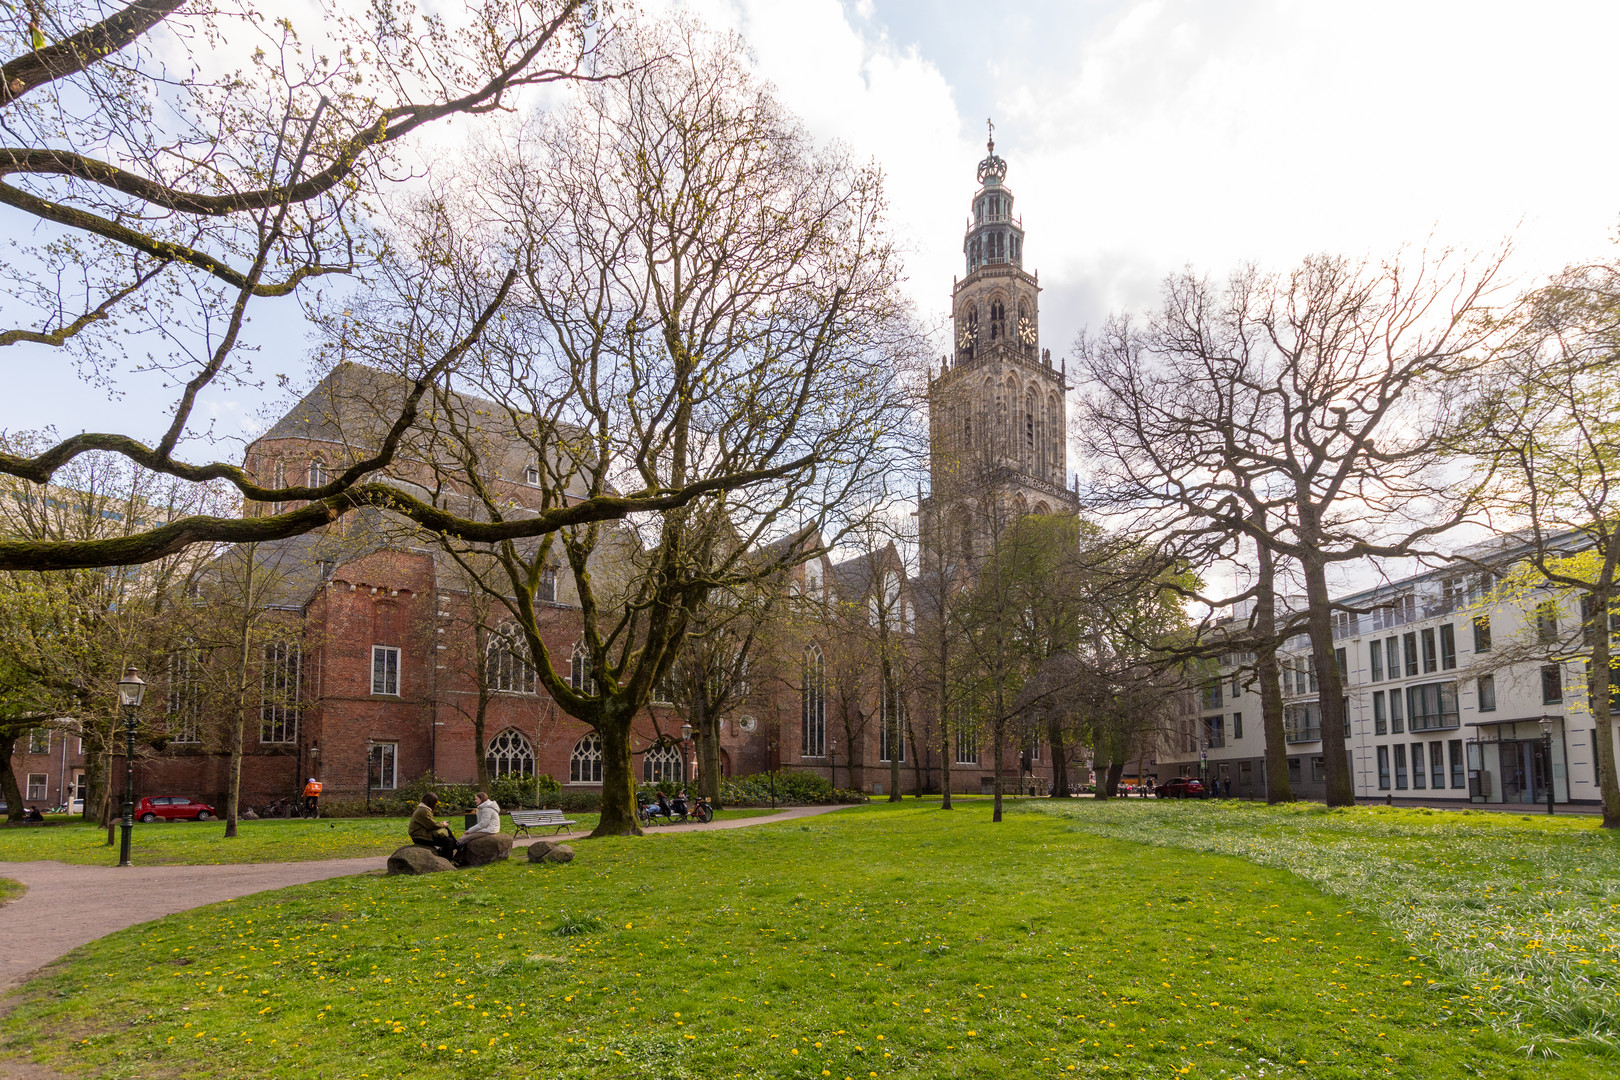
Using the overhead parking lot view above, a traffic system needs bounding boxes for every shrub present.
[717,771,867,807]
[487,773,562,810]
[557,789,602,813]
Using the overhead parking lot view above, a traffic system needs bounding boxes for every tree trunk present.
[1253,537,1293,804]
[474,687,491,790]
[991,712,1004,822]
[1105,759,1125,797]
[1047,713,1070,797]
[226,564,254,840]
[887,664,902,801]
[939,693,953,811]
[1301,553,1354,807]
[1587,578,1620,828]
[698,699,723,807]
[0,731,22,822]
[591,710,643,837]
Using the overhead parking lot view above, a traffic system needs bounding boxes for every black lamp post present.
[116,665,146,867]
[1539,715,1556,816]
[680,721,693,790]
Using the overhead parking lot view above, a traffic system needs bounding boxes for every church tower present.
[923,125,1076,570]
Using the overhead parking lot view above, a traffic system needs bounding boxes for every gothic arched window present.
[260,641,301,744]
[569,732,603,783]
[487,625,536,694]
[570,641,595,694]
[1048,392,1063,476]
[1025,387,1037,460]
[989,299,1004,340]
[487,728,536,778]
[643,741,683,783]
[801,645,826,757]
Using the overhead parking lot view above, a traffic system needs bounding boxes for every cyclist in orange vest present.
[302,778,323,817]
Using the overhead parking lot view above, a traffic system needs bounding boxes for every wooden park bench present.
[509,809,576,838]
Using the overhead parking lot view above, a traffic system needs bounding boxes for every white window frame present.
[26,773,48,801]
[368,742,398,790]
[643,742,683,784]
[570,732,603,784]
[371,645,401,696]
[27,728,49,754]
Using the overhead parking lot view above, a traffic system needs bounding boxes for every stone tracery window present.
[569,732,603,783]
[801,644,826,757]
[487,728,536,777]
[643,741,683,783]
[487,624,536,694]
[260,641,301,743]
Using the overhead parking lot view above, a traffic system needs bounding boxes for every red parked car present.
[137,796,215,822]
[1156,777,1206,799]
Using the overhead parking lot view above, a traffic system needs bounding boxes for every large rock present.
[525,840,575,864]
[387,844,455,875]
[459,833,513,867]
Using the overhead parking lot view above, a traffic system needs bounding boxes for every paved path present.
[0,804,846,995]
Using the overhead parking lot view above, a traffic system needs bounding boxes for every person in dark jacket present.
[408,792,456,860]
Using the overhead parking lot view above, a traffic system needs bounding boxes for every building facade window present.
[801,645,826,758]
[1406,681,1460,731]
[371,645,401,696]
[1232,712,1243,740]
[1449,739,1465,788]
[487,626,537,694]
[1373,690,1387,735]
[1203,714,1226,749]
[260,641,301,743]
[569,643,595,695]
[1411,743,1426,788]
[539,566,557,603]
[1370,641,1384,682]
[1284,702,1322,743]
[26,773,47,801]
[27,728,49,754]
[1394,744,1408,789]
[1473,615,1492,652]
[1541,664,1563,704]
[1430,741,1446,789]
[167,647,202,743]
[1389,686,1405,733]
[955,715,979,764]
[879,676,905,762]
[1377,745,1391,790]
[1385,637,1400,680]
[368,742,397,790]
[1477,674,1496,712]
[569,732,603,784]
[308,460,328,487]
[1421,629,1437,674]
[1403,632,1419,676]
[643,741,682,784]
[1439,624,1457,670]
[486,728,535,778]
[1537,601,1559,643]
[1335,647,1348,681]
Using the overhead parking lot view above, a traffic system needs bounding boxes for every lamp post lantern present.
[680,721,693,789]
[1539,716,1556,816]
[115,665,147,867]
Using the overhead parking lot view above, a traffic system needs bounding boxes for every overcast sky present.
[6,0,1618,458]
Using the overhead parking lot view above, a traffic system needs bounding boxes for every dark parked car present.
[1156,777,1206,799]
[137,796,215,822]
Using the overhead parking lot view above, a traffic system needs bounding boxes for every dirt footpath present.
[0,804,844,996]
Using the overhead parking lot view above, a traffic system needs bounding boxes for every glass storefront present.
[1466,718,1568,805]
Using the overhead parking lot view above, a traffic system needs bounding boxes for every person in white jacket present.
[454,791,501,862]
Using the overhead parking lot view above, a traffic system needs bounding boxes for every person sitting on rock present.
[454,791,501,864]
[409,792,456,861]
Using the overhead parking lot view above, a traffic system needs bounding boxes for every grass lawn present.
[1030,797,1620,1056]
[0,876,22,907]
[0,809,779,866]
[3,802,1613,1079]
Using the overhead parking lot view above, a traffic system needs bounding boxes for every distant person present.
[409,792,457,861]
[454,791,501,863]
[24,806,44,823]
[302,777,323,817]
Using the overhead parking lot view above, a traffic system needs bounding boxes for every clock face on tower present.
[1017,316,1036,346]
[958,323,977,349]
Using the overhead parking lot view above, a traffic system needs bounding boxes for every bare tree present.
[1078,252,1507,806]
[0,2,759,572]
[374,23,919,835]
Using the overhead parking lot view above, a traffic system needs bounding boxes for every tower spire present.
[987,117,995,154]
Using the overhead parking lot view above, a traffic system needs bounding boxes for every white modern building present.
[1160,536,1616,808]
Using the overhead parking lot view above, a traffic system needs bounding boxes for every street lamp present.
[115,665,146,867]
[1538,715,1556,816]
[680,721,693,790]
